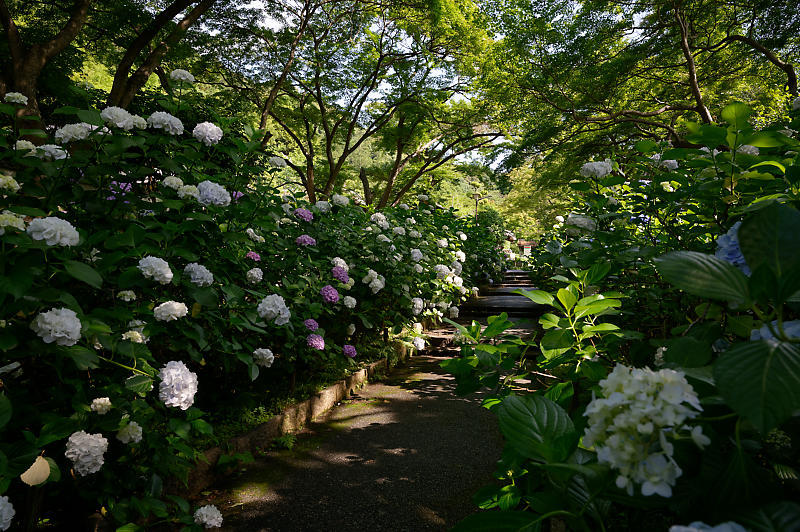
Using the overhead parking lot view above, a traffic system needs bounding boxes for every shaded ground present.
[200,354,504,531]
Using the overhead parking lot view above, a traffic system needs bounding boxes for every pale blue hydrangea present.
[750,320,800,342]
[714,222,750,276]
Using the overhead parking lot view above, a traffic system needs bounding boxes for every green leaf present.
[483,313,514,338]
[168,418,192,440]
[721,102,752,130]
[748,161,785,174]
[76,109,103,126]
[655,251,750,303]
[451,511,539,532]
[125,375,154,395]
[64,260,103,289]
[573,299,621,319]
[582,323,620,333]
[736,501,800,532]
[64,346,99,370]
[0,395,11,429]
[513,289,554,306]
[714,340,800,433]
[635,140,659,153]
[556,288,577,311]
[664,337,712,367]
[540,329,573,359]
[739,203,800,279]
[45,457,61,483]
[742,132,785,148]
[496,395,578,462]
[686,124,728,148]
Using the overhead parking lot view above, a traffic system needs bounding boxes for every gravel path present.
[202,353,503,531]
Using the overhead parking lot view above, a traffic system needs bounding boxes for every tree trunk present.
[359,167,372,205]
[674,3,713,123]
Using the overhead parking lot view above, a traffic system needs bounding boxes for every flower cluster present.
[31,307,82,346]
[307,334,325,350]
[65,431,108,476]
[253,348,275,367]
[101,106,146,130]
[4,92,28,105]
[246,267,263,284]
[170,69,195,83]
[193,505,223,528]
[294,208,314,221]
[580,159,613,178]
[193,122,223,146]
[90,397,112,414]
[138,256,173,284]
[158,361,198,410]
[362,269,385,294]
[27,217,80,246]
[583,365,708,498]
[343,296,356,309]
[197,180,231,206]
[184,262,214,287]
[332,266,349,283]
[257,294,291,325]
[715,222,750,276]
[147,111,184,135]
[117,420,143,444]
[296,234,316,246]
[304,318,319,331]
[0,495,15,531]
[153,301,188,322]
[343,344,357,358]
[321,285,340,304]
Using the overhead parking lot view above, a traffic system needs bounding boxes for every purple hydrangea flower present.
[343,344,357,358]
[307,333,325,350]
[231,191,244,201]
[107,181,132,201]
[715,221,751,275]
[331,266,349,283]
[321,285,340,304]
[246,251,261,261]
[294,208,314,222]
[296,234,316,246]
[304,318,319,331]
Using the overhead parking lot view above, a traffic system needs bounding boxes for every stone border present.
[181,340,412,495]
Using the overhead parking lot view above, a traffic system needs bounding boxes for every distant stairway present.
[460,270,544,318]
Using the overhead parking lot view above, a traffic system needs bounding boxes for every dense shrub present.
[0,95,496,528]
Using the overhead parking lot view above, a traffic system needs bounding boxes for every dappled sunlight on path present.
[200,355,503,531]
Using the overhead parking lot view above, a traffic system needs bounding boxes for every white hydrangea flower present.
[197,180,231,206]
[101,106,135,130]
[580,159,613,178]
[243,267,262,285]
[455,250,466,262]
[0,174,20,193]
[583,365,706,498]
[117,290,136,302]
[566,214,596,232]
[651,154,678,170]
[412,337,425,350]
[138,256,173,284]
[332,194,349,206]
[736,144,759,156]
[793,96,800,110]
[436,238,448,248]
[448,307,459,318]
[669,522,747,532]
[398,203,410,210]
[159,360,198,410]
[147,111,184,135]
[184,262,214,287]
[315,200,331,213]
[410,249,423,262]
[246,228,265,243]
[343,296,356,309]
[90,397,112,414]
[344,278,355,290]
[406,217,416,225]
[411,297,424,315]
[555,215,565,223]
[346,323,356,336]
[131,114,147,129]
[0,495,15,531]
[451,275,464,288]
[281,203,292,215]
[417,194,429,202]
[4,92,27,105]
[121,330,146,344]
[193,504,223,528]
[27,217,79,246]
[457,231,467,241]
[377,234,391,243]
[257,294,291,325]
[170,69,195,83]
[55,122,103,143]
[153,301,188,322]
[117,420,143,444]
[331,257,349,271]
[369,275,385,294]
[34,144,68,160]
[660,181,675,192]
[31,307,82,346]
[269,156,287,167]
[65,431,108,476]
[161,175,183,189]
[177,184,199,200]
[253,348,274,368]
[0,211,25,235]
[413,263,423,273]
[392,226,406,236]
[14,139,36,155]
[434,264,451,279]
[193,122,223,146]
[409,230,421,238]
[370,213,390,229]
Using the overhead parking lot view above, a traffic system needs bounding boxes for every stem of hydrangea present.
[97,355,150,376]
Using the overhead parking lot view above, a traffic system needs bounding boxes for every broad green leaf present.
[484,313,514,338]
[664,336,711,367]
[742,132,785,148]
[540,329,573,359]
[655,251,750,303]
[451,511,539,532]
[573,299,621,319]
[736,501,800,532]
[64,260,103,289]
[635,140,658,153]
[748,161,785,174]
[64,346,99,370]
[721,102,752,130]
[125,375,154,395]
[496,395,578,463]
[556,288,577,311]
[739,203,800,278]
[582,323,620,333]
[513,289,554,306]
[714,340,800,433]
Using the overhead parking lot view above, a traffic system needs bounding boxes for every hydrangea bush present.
[444,102,800,531]
[0,96,493,528]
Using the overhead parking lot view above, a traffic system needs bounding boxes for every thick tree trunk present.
[359,167,372,205]
[112,0,215,108]
[674,3,713,123]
